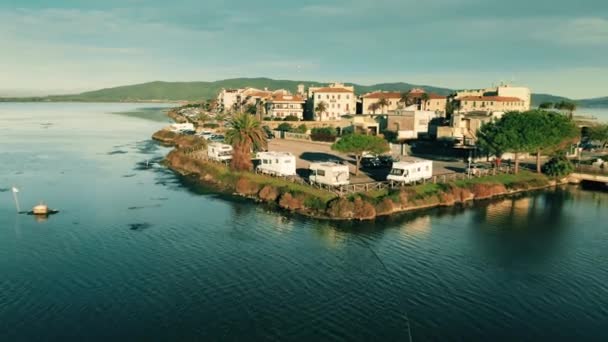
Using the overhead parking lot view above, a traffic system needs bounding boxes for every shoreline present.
[155,125,562,221]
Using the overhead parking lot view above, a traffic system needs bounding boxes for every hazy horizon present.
[1,0,607,98]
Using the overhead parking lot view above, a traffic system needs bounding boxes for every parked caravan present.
[256,152,296,176]
[207,143,233,162]
[309,162,350,186]
[387,158,433,183]
[170,123,194,133]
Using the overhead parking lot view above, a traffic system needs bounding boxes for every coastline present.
[154,110,561,221]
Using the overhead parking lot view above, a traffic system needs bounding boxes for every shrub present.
[202,123,219,129]
[283,115,300,121]
[303,196,327,212]
[326,198,355,219]
[278,193,304,211]
[542,156,574,178]
[353,197,376,220]
[311,126,337,142]
[263,116,273,121]
[293,124,308,134]
[235,178,260,196]
[277,123,293,132]
[258,185,279,202]
[375,198,395,216]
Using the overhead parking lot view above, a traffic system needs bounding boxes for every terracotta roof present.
[427,93,447,100]
[460,96,523,102]
[245,91,272,98]
[268,94,305,103]
[362,91,402,99]
[313,87,353,93]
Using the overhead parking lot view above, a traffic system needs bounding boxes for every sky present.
[0,0,607,99]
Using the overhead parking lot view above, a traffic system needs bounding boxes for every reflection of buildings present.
[313,225,346,249]
[484,197,531,224]
[401,215,432,237]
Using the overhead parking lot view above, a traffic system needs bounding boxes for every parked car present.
[209,134,225,142]
[378,155,396,168]
[197,131,214,140]
[361,156,382,169]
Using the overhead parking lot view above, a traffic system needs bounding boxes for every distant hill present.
[1,77,605,107]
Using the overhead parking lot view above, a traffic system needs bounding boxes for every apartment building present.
[307,83,356,121]
[360,91,402,114]
[217,87,289,112]
[452,84,531,114]
[265,94,306,120]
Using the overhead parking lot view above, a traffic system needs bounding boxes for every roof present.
[268,94,305,103]
[257,151,295,158]
[427,94,447,100]
[309,162,349,169]
[312,87,353,93]
[362,91,402,99]
[460,96,524,102]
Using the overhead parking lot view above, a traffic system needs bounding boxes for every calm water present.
[1,103,608,341]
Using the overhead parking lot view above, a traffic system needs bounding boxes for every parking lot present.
[268,139,466,184]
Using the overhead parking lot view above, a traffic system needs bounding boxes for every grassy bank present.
[163,147,554,221]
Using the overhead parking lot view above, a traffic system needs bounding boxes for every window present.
[426,166,429,171]
[332,95,335,99]
[338,95,341,99]
[317,95,321,99]
[337,103,340,108]
[347,95,350,99]
[326,95,329,99]
[317,170,326,176]
[285,159,291,163]
[390,168,404,176]
[263,159,269,164]
[275,159,279,163]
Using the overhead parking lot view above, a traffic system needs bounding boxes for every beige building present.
[217,87,289,112]
[452,84,531,114]
[436,112,504,145]
[307,83,356,121]
[265,94,305,120]
[361,91,402,114]
[421,94,448,113]
[386,110,439,140]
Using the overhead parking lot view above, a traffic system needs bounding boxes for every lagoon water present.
[1,103,608,341]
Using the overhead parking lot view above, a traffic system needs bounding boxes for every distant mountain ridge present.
[1,77,605,107]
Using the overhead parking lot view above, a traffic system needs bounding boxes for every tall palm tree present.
[315,101,328,121]
[376,97,389,114]
[225,113,268,171]
[419,93,430,110]
[555,101,576,119]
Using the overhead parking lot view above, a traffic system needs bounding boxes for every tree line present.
[477,110,580,174]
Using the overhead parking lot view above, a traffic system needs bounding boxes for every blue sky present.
[1,0,607,98]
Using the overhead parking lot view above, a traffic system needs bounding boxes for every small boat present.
[28,203,59,216]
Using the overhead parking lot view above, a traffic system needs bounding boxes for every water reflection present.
[399,215,432,238]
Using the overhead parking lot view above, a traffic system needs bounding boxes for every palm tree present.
[225,113,267,171]
[368,102,380,115]
[420,93,430,110]
[315,101,328,121]
[376,97,389,114]
[555,101,576,119]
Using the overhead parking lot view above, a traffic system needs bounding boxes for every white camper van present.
[170,123,194,133]
[387,158,433,184]
[256,152,296,177]
[309,162,350,186]
[207,142,233,162]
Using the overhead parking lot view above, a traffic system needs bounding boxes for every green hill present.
[1,77,605,107]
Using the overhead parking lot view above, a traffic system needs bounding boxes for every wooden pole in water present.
[11,186,21,213]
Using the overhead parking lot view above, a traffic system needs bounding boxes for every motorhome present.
[207,143,233,162]
[387,158,433,183]
[256,152,296,176]
[309,162,350,186]
[170,123,194,133]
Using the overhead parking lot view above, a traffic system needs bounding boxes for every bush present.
[284,115,300,121]
[375,198,395,216]
[203,123,219,129]
[278,193,304,211]
[235,178,260,196]
[326,198,355,219]
[277,123,293,132]
[311,126,337,142]
[542,156,574,178]
[263,116,273,121]
[293,124,308,134]
[258,185,279,202]
[353,197,376,220]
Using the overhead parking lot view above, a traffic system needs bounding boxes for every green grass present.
[453,171,548,188]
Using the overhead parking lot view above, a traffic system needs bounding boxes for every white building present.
[452,84,531,114]
[217,87,290,112]
[307,83,356,121]
[265,94,306,120]
[256,152,297,176]
[386,110,439,140]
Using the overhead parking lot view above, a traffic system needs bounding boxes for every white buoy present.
[32,203,49,215]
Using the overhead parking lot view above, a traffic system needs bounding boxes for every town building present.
[385,110,439,140]
[436,111,504,146]
[217,87,289,112]
[451,84,531,114]
[306,83,356,121]
[265,94,306,120]
[360,91,402,114]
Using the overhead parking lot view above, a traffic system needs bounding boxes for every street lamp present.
[467,151,472,178]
